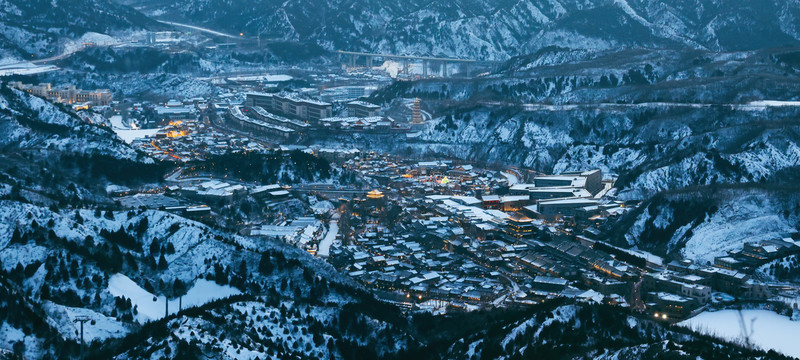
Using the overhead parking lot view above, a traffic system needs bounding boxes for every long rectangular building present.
[9,81,112,106]
[245,92,332,122]
[250,106,311,131]
[534,169,603,196]
[227,106,296,139]
[523,198,601,221]
[347,101,381,117]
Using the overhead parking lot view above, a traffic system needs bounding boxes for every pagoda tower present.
[412,98,423,124]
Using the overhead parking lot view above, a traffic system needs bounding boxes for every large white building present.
[9,82,112,106]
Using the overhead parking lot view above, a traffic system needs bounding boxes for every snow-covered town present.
[74,74,800,355]
[3,53,800,358]
[3,3,800,359]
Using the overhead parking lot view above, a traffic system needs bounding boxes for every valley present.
[0,1,799,359]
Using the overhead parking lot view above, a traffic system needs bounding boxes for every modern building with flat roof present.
[347,101,381,118]
[534,169,603,196]
[227,106,296,140]
[245,92,332,122]
[527,187,593,200]
[525,198,601,221]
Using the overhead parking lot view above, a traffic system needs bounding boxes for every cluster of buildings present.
[321,155,800,318]
[714,238,799,272]
[235,92,401,136]
[131,116,267,162]
[246,217,324,254]
[331,223,513,308]
[509,170,616,223]
[322,157,643,309]
[638,251,800,319]
[9,81,112,107]
[320,86,378,103]
[154,99,201,121]
[316,100,408,132]
[90,73,800,320]
[318,116,394,131]
[343,155,509,198]
[346,101,381,117]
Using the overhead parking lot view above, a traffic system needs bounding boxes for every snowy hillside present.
[680,309,800,358]
[424,301,786,359]
[0,199,372,358]
[0,0,154,60]
[613,187,800,263]
[366,48,800,197]
[0,84,149,163]
[398,102,800,198]
[122,0,800,59]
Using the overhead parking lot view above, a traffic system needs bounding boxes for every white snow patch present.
[318,221,338,258]
[680,309,800,358]
[107,273,241,324]
[109,115,161,143]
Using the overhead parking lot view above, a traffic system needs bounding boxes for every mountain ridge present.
[120,0,800,59]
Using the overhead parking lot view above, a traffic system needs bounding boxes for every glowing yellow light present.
[166,130,188,138]
[366,190,384,199]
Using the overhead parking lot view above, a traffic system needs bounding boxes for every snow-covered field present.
[109,115,161,144]
[114,129,160,144]
[107,274,241,324]
[501,171,519,185]
[0,62,58,76]
[679,309,800,358]
[318,221,338,257]
[226,74,293,82]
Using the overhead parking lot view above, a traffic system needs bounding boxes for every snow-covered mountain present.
[611,186,800,263]
[0,0,154,60]
[396,104,800,199]
[121,0,800,59]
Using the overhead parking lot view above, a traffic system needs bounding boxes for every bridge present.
[335,50,501,77]
[290,184,369,198]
